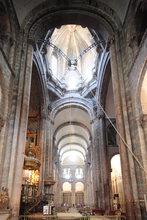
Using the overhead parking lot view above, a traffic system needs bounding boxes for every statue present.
[0,186,9,209]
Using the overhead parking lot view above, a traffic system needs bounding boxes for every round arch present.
[22,2,121,41]
[50,97,95,121]
[63,182,71,192]
[136,62,147,115]
[110,154,125,212]
[75,182,84,192]
[54,121,91,139]
[60,146,86,161]
[57,134,89,149]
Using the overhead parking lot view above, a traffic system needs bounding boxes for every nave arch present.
[0,1,146,219]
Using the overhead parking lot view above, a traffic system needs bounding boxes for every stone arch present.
[0,67,6,130]
[134,1,147,45]
[110,154,125,212]
[135,60,147,117]
[54,121,91,138]
[21,2,121,40]
[57,134,89,148]
[99,58,111,106]
[60,145,86,161]
[51,99,94,121]
[33,55,48,112]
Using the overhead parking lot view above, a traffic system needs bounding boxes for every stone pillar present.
[38,112,47,196]
[6,39,34,218]
[91,107,110,211]
[43,116,55,200]
[109,34,139,219]
[91,114,103,209]
[71,181,75,206]
[54,162,62,207]
[97,109,111,212]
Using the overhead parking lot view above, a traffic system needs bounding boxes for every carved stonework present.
[107,34,115,49]
[27,38,36,50]
[138,114,147,127]
[0,116,5,131]
[24,156,41,170]
[0,187,9,210]
[44,179,56,186]
[97,109,105,119]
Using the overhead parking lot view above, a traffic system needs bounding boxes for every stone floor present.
[19,207,126,220]
[19,212,126,220]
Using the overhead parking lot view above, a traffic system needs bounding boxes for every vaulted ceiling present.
[12,0,130,25]
[11,0,117,174]
[53,106,91,166]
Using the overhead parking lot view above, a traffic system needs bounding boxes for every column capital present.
[107,34,115,49]
[41,111,48,120]
[0,34,14,46]
[97,109,105,119]
[41,113,53,124]
[27,38,36,50]
[91,110,105,123]
[136,114,147,127]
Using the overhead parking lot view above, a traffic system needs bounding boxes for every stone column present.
[44,117,52,178]
[97,109,111,212]
[109,35,139,219]
[38,111,47,196]
[6,39,34,218]
[43,116,55,200]
[54,161,62,207]
[71,181,75,206]
[91,113,103,209]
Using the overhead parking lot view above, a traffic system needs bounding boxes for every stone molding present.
[137,114,147,127]
[90,109,105,123]
[24,156,41,170]
[0,115,5,131]
[50,97,94,121]
[27,38,36,50]
[21,0,121,40]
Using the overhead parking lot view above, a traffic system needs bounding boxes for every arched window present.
[111,154,125,211]
[75,182,84,192]
[63,182,71,192]
[75,168,83,179]
[63,168,71,179]
[51,53,58,77]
